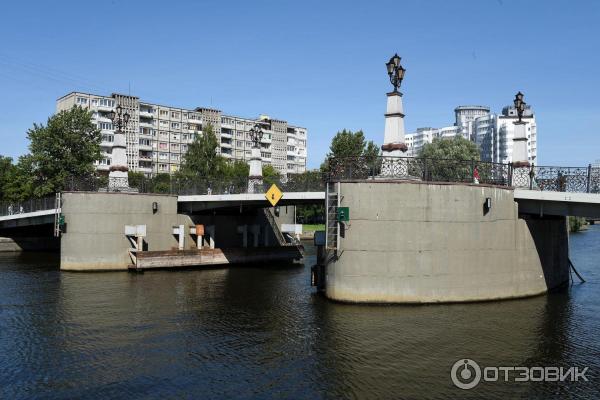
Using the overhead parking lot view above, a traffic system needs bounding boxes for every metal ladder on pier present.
[53,192,61,238]
[325,182,339,252]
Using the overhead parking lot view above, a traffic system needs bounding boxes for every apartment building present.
[405,104,537,164]
[56,92,308,177]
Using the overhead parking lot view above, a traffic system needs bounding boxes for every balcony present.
[220,142,232,148]
[139,110,154,118]
[139,121,155,129]
[221,131,233,138]
[97,105,114,112]
[137,166,153,174]
[100,141,114,148]
[139,143,153,151]
[96,164,110,171]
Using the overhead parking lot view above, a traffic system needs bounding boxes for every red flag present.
[473,166,480,184]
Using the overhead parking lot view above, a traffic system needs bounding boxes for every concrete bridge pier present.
[321,180,571,304]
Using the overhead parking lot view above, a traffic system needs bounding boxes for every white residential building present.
[56,92,308,177]
[405,104,537,164]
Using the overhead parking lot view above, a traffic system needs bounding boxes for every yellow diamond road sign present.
[265,184,283,207]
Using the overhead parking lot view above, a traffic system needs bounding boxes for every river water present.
[0,226,599,399]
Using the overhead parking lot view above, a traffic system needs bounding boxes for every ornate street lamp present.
[513,91,526,123]
[106,103,132,192]
[249,123,264,149]
[385,53,406,93]
[107,105,130,131]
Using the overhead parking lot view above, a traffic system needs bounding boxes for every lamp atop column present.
[513,91,526,123]
[249,123,264,149]
[108,105,130,131]
[386,53,406,93]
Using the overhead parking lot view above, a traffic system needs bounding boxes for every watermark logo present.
[451,359,589,390]
[451,359,481,390]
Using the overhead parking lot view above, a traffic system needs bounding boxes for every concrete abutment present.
[324,181,569,303]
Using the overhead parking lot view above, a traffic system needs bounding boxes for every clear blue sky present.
[0,0,598,168]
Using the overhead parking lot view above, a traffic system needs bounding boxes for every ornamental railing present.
[326,156,600,194]
[326,156,511,186]
[57,173,327,196]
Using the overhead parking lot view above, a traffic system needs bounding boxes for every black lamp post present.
[385,53,406,93]
[249,123,264,149]
[513,91,526,123]
[107,105,130,131]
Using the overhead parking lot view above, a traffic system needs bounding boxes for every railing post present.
[423,158,428,181]
[529,163,535,190]
[587,164,592,193]
[508,163,514,187]
[470,159,475,183]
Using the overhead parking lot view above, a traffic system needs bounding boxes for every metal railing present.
[0,197,57,218]
[326,156,600,194]
[57,174,327,196]
[326,156,511,186]
[2,158,599,217]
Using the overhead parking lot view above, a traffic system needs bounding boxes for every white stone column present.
[511,121,531,188]
[108,129,130,191]
[247,146,263,194]
[381,91,408,177]
[512,122,529,166]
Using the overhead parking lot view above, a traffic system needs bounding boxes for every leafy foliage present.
[179,123,229,180]
[569,216,587,233]
[418,136,480,161]
[26,106,101,197]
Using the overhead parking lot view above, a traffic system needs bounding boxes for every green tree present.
[225,160,250,181]
[417,136,481,183]
[26,106,101,196]
[323,129,380,178]
[418,136,480,161]
[179,123,229,180]
[262,164,280,187]
[0,156,15,200]
[2,155,35,202]
[569,216,587,233]
[326,129,378,160]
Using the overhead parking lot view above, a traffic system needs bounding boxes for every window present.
[99,99,115,107]
[159,120,168,127]
[171,111,180,118]
[101,134,114,142]
[159,142,168,150]
[171,122,180,129]
[91,99,98,106]
[99,122,112,130]
[181,144,188,152]
[170,143,180,151]
[76,97,88,105]
[159,152,169,160]
[159,163,167,171]
[159,110,168,116]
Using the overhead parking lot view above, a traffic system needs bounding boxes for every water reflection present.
[0,226,599,399]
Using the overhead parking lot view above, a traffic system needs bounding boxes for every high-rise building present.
[454,105,491,140]
[405,104,537,164]
[56,92,308,177]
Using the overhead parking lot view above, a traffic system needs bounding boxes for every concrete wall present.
[325,181,569,303]
[60,192,193,271]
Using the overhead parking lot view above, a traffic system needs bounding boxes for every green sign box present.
[337,207,349,222]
